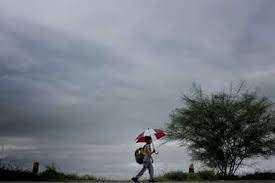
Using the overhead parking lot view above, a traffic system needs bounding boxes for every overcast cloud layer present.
[1,0,275,179]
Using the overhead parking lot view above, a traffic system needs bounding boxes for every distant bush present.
[39,164,96,181]
[158,171,188,181]
[187,172,202,181]
[0,166,35,181]
[39,164,66,180]
[157,170,217,181]
[196,170,217,181]
[0,163,96,181]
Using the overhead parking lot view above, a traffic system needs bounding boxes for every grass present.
[156,170,275,182]
[156,170,217,182]
[0,164,96,181]
[1,163,275,181]
[240,172,275,180]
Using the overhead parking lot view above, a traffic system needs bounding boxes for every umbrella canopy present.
[135,128,166,143]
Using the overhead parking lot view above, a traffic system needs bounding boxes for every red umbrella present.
[135,128,166,143]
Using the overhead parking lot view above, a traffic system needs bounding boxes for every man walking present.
[132,136,157,182]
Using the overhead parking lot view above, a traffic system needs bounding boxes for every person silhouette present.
[189,163,194,173]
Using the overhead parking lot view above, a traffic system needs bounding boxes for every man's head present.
[145,136,152,144]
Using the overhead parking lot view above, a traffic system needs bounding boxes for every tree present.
[166,82,275,176]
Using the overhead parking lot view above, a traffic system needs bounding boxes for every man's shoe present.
[149,179,157,182]
[131,177,139,182]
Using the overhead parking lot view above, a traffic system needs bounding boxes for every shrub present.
[0,163,96,181]
[39,164,66,180]
[158,171,188,181]
[157,170,218,181]
[187,172,201,181]
[197,170,217,180]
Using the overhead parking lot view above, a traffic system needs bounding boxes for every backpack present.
[134,145,146,164]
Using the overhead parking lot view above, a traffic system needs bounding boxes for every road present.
[5,181,275,183]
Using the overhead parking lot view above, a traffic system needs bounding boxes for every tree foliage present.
[166,82,275,176]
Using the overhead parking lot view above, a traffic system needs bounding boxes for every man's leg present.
[147,161,154,180]
[135,162,149,179]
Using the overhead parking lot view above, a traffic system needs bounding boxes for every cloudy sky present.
[1,0,275,179]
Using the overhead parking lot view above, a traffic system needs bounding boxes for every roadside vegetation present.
[156,170,275,181]
[157,170,217,182]
[0,163,96,181]
[1,163,275,182]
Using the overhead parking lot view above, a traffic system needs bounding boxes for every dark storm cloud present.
[0,13,137,144]
[1,0,275,178]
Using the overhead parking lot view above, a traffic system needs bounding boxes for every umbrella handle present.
[149,129,159,154]
[151,139,159,154]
